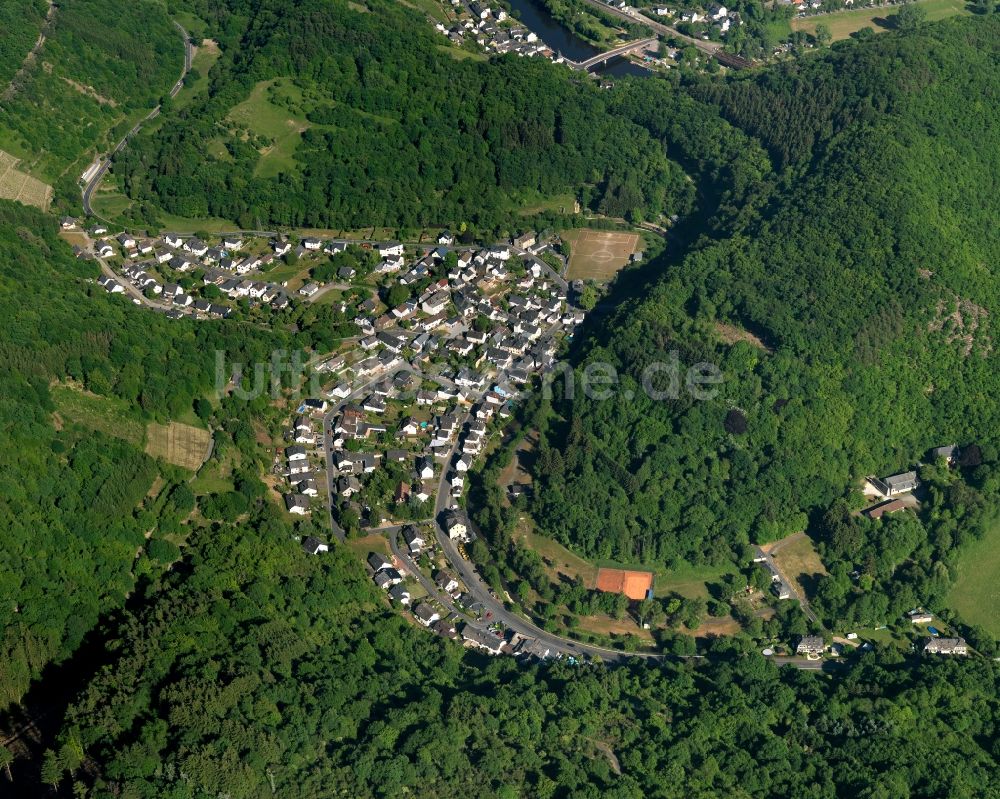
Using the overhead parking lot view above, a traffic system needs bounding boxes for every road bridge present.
[575,0,752,69]
[564,37,657,71]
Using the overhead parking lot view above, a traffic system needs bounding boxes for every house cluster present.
[365,546,549,657]
[282,401,327,516]
[666,2,744,35]
[311,236,579,530]
[93,228,297,314]
[439,1,556,62]
[365,551,465,638]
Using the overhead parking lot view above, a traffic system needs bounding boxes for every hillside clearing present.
[947,518,1000,637]
[790,0,970,40]
[51,383,145,445]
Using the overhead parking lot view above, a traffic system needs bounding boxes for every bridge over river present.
[563,37,658,71]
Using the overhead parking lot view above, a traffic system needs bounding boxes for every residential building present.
[284,494,309,515]
[301,536,329,555]
[795,635,825,656]
[923,637,968,656]
[413,603,441,626]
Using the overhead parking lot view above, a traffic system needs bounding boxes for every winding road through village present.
[316,252,829,670]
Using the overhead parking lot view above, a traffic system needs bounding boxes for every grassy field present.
[146,421,212,471]
[189,464,235,495]
[510,190,577,216]
[562,229,639,282]
[947,518,1000,636]
[52,383,146,445]
[261,259,314,285]
[401,0,451,23]
[90,184,133,219]
[346,533,392,560]
[227,79,311,178]
[764,17,793,41]
[791,0,970,40]
[312,288,345,306]
[768,532,827,601]
[437,44,488,61]
[171,39,222,113]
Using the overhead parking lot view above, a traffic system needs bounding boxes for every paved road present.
[387,530,464,615]
[82,21,193,218]
[95,255,178,311]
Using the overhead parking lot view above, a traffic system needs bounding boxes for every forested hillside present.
[0,0,181,186]
[0,0,47,87]
[0,200,285,708]
[114,0,692,230]
[531,18,1000,576]
[43,503,1000,798]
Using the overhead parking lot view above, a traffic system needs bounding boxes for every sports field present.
[791,0,969,41]
[595,567,654,600]
[0,149,52,210]
[947,519,1000,636]
[563,229,639,281]
[146,421,212,471]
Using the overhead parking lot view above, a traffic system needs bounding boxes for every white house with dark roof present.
[413,603,441,626]
[284,494,309,515]
[301,536,329,555]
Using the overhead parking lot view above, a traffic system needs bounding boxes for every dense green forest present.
[0,0,47,86]
[113,0,691,230]
[0,0,181,184]
[5,5,1000,798]
[530,19,1000,582]
[0,200,289,708]
[39,504,1000,798]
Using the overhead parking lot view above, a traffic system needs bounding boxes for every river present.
[505,0,652,78]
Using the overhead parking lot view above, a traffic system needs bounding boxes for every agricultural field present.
[790,0,970,40]
[0,149,52,209]
[562,229,639,281]
[947,518,1000,637]
[146,421,212,471]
